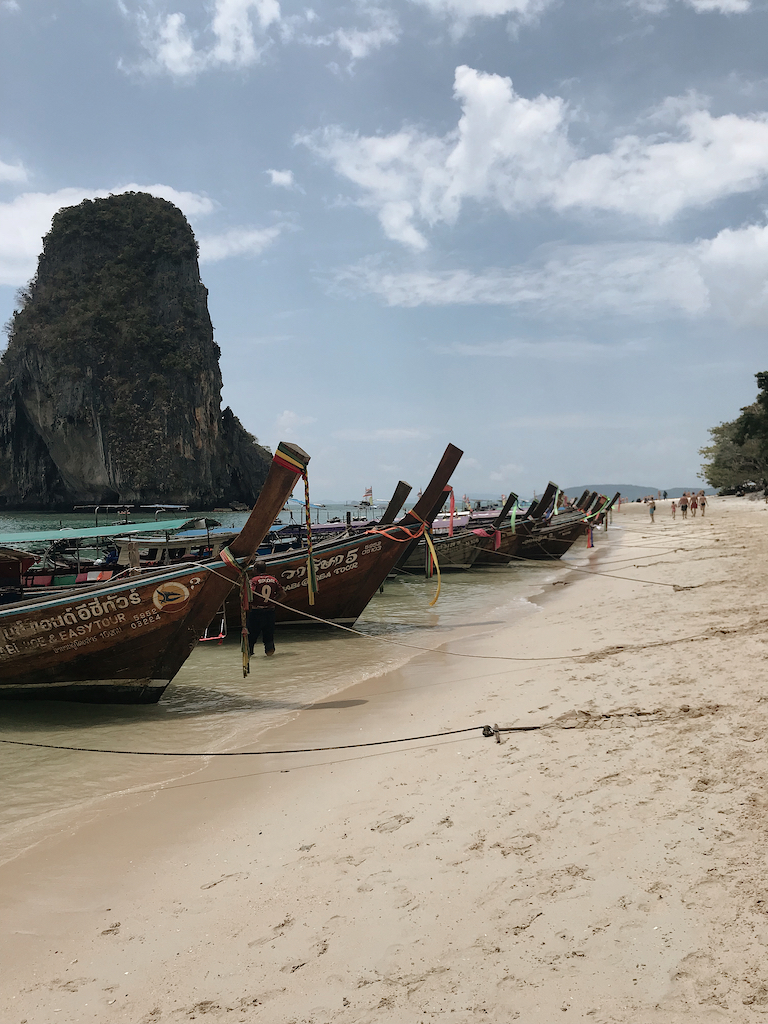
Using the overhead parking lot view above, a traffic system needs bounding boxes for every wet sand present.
[3,498,768,1023]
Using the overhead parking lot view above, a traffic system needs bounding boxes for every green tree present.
[700,373,768,491]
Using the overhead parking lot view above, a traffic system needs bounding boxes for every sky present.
[1,0,768,501]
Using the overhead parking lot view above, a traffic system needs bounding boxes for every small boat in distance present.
[0,442,310,704]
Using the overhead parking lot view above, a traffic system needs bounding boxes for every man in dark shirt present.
[247,560,286,656]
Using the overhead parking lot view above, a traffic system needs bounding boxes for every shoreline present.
[7,502,767,1022]
[0,538,577,870]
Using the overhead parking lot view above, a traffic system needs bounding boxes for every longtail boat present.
[518,490,619,560]
[472,493,521,566]
[0,442,310,704]
[398,526,483,573]
[221,444,463,627]
[472,483,611,565]
[396,484,488,574]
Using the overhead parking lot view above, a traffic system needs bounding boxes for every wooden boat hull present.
[399,530,482,573]
[224,445,464,627]
[518,521,587,559]
[226,530,415,627]
[0,441,310,703]
[476,517,588,565]
[473,526,521,566]
[0,564,223,701]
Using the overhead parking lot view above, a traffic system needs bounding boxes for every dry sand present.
[3,498,768,1023]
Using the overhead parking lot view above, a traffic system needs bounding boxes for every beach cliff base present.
[3,499,768,1023]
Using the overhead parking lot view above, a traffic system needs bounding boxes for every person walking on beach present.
[699,492,707,517]
[671,500,677,519]
[690,494,698,517]
[649,497,656,523]
[680,494,689,519]
[247,560,286,657]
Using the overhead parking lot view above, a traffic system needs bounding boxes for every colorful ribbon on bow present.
[303,469,319,606]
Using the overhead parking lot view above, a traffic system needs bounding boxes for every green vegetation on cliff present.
[10,193,209,370]
[0,192,270,509]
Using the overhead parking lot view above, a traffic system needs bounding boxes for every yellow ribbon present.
[423,528,441,607]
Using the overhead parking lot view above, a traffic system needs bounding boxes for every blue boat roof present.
[0,518,193,545]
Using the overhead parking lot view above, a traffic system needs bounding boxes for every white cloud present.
[409,0,551,31]
[411,0,750,27]
[300,5,400,65]
[198,224,285,262]
[339,219,768,326]
[339,244,710,316]
[555,108,768,221]
[267,168,295,188]
[276,409,317,437]
[211,0,280,63]
[125,0,281,77]
[489,461,523,482]
[131,183,215,217]
[125,1,397,73]
[321,6,400,61]
[0,158,27,184]
[631,0,748,11]
[682,0,749,10]
[697,221,768,324]
[415,0,748,20]
[332,427,428,440]
[1,1,21,11]
[302,65,768,247]
[140,11,202,76]
[433,338,646,360]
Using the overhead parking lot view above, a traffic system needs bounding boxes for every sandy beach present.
[3,497,768,1023]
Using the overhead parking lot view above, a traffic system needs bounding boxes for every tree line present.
[700,372,768,492]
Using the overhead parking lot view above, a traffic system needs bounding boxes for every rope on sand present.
[257,598,736,664]
[0,724,533,757]
[0,705,722,757]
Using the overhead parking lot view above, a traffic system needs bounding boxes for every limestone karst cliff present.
[0,192,271,509]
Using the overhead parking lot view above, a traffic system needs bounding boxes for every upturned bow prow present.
[228,441,311,561]
[398,443,464,530]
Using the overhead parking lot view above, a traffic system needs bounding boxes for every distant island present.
[0,192,270,510]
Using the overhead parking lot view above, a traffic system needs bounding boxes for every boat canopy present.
[284,497,324,509]
[0,518,192,545]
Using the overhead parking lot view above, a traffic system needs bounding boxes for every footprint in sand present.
[392,885,418,909]
[200,871,248,890]
[188,1000,220,1014]
[371,814,413,833]
[280,961,307,974]
[54,977,96,992]
[357,870,393,892]
[247,914,295,947]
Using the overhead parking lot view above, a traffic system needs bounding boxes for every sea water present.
[0,508,594,865]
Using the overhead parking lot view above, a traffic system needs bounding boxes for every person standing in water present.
[247,560,286,657]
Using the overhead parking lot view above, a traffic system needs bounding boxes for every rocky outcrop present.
[0,192,271,509]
